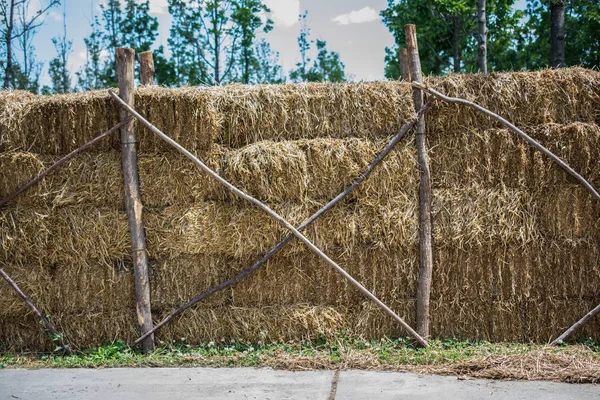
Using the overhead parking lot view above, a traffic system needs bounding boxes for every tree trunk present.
[550,0,566,68]
[477,0,487,73]
[405,24,434,339]
[452,16,462,73]
[3,0,15,89]
[117,48,154,352]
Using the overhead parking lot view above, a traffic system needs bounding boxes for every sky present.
[28,0,528,86]
[27,0,395,86]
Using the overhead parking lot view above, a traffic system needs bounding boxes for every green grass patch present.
[2,333,600,371]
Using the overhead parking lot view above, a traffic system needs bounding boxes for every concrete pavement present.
[0,368,598,399]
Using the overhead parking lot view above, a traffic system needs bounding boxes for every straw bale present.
[432,240,600,302]
[2,183,596,266]
[0,306,347,352]
[425,68,600,136]
[0,87,216,155]
[213,82,416,147]
[352,298,600,343]
[0,205,130,265]
[2,69,600,350]
[430,122,600,189]
[0,137,416,208]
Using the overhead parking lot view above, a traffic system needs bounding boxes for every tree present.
[76,17,102,90]
[48,0,71,93]
[305,39,345,82]
[252,38,283,83]
[168,0,241,85]
[289,11,312,82]
[381,0,525,76]
[290,11,346,83]
[0,0,59,89]
[231,0,272,84]
[477,0,487,73]
[78,0,158,88]
[549,0,566,67]
[522,0,599,70]
[167,0,208,86]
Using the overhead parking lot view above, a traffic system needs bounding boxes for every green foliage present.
[231,0,273,84]
[382,0,526,76]
[252,38,284,83]
[2,335,599,369]
[305,40,346,82]
[523,0,600,70]
[290,11,346,83]
[77,0,159,89]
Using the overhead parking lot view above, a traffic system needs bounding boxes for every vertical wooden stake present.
[399,48,411,82]
[139,51,155,86]
[405,25,434,338]
[117,47,154,352]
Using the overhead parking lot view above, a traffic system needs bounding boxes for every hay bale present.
[430,122,600,189]
[426,68,600,135]
[0,138,416,208]
[213,82,416,147]
[2,69,600,350]
[0,87,216,155]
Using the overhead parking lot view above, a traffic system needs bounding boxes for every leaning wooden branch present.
[411,82,600,203]
[108,89,429,348]
[0,121,128,208]
[551,304,600,345]
[412,82,600,343]
[0,267,69,353]
[133,102,433,346]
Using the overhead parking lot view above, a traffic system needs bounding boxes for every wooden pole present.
[405,24,434,338]
[139,51,155,86]
[109,89,429,348]
[0,267,69,353]
[399,48,411,82]
[116,47,154,352]
[552,304,600,345]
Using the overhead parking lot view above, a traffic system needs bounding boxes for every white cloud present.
[332,6,379,25]
[148,0,169,15]
[263,0,300,28]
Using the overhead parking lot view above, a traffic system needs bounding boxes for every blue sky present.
[28,0,527,86]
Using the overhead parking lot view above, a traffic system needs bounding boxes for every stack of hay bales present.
[1,68,599,351]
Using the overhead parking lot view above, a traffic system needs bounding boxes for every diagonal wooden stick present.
[411,82,600,202]
[109,89,429,347]
[551,304,600,345]
[0,267,69,353]
[132,102,432,346]
[413,82,600,344]
[0,121,128,208]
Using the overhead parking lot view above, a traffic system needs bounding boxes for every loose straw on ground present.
[109,89,429,348]
[0,267,69,353]
[133,102,432,346]
[0,121,128,208]
[413,82,600,343]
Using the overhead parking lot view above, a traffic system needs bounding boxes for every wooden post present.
[405,24,434,338]
[139,51,155,86]
[117,47,154,352]
[399,48,411,82]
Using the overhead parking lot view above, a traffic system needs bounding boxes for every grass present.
[2,334,600,383]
